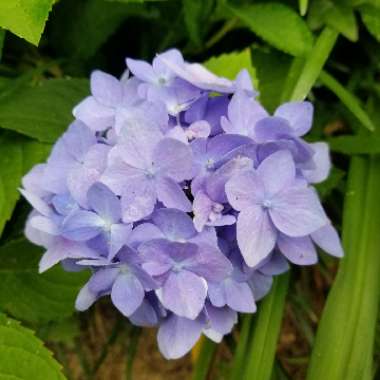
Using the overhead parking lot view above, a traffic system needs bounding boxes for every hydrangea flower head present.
[21,49,343,359]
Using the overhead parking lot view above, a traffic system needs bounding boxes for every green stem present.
[242,273,290,380]
[319,70,375,131]
[204,18,238,50]
[290,27,338,101]
[307,156,380,380]
[191,338,217,380]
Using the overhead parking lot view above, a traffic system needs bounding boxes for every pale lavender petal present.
[156,177,191,212]
[157,314,203,359]
[203,304,237,341]
[257,150,295,196]
[253,116,293,143]
[91,70,123,107]
[270,187,327,237]
[237,206,277,267]
[303,142,331,184]
[20,189,51,216]
[61,210,104,241]
[152,208,196,241]
[274,101,313,136]
[187,244,232,282]
[126,58,157,83]
[225,171,264,211]
[75,283,97,311]
[153,138,193,181]
[277,234,318,265]
[249,272,273,300]
[111,273,145,316]
[311,223,344,258]
[29,215,60,235]
[73,96,114,131]
[87,182,121,222]
[158,271,207,319]
[128,223,164,248]
[121,180,156,223]
[109,223,132,259]
[129,299,159,327]
[225,280,256,312]
[88,268,119,294]
[206,156,253,203]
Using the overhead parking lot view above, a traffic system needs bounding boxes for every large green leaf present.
[183,0,214,48]
[0,239,90,323]
[251,47,292,112]
[0,134,22,236]
[360,4,380,42]
[0,0,55,45]
[204,49,258,89]
[229,3,313,57]
[0,313,66,380]
[328,135,380,154]
[0,78,88,143]
[51,0,157,61]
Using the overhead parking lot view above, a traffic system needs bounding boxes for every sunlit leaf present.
[229,3,313,57]
[0,313,66,379]
[0,0,55,45]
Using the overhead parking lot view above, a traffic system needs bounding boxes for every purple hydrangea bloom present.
[21,48,343,360]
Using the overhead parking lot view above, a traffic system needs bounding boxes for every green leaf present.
[0,0,55,45]
[299,0,309,16]
[204,49,258,89]
[51,0,157,61]
[360,5,380,42]
[0,134,22,236]
[229,3,313,57]
[327,135,380,154]
[0,239,90,323]
[0,133,51,237]
[324,3,358,42]
[251,47,292,112]
[183,0,214,48]
[319,71,375,131]
[242,274,290,380]
[191,338,216,380]
[315,167,345,198]
[0,78,89,143]
[0,313,66,380]
[290,26,338,101]
[0,28,5,61]
[307,155,380,380]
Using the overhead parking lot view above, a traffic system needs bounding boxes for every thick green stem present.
[242,273,290,380]
[191,338,217,380]
[307,155,380,380]
[290,27,338,101]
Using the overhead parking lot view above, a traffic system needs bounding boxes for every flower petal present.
[274,101,313,136]
[277,234,318,265]
[159,271,207,319]
[257,150,295,196]
[156,177,191,212]
[111,273,145,317]
[91,70,123,107]
[311,223,344,258]
[157,314,203,359]
[270,187,327,237]
[236,206,277,267]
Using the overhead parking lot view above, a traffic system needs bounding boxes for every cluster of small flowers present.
[22,49,343,359]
